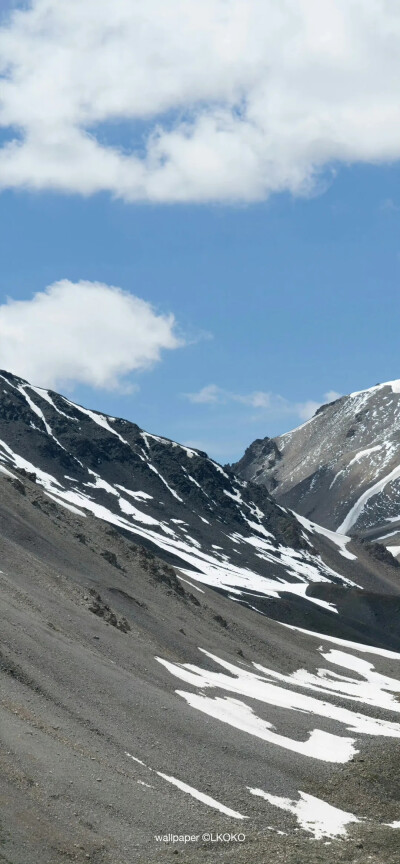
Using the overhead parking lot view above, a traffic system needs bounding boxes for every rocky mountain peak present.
[233,379,400,544]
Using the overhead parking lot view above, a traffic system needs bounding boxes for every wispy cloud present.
[184,385,278,409]
[1,2,400,202]
[183,385,341,422]
[380,198,400,213]
[186,384,221,404]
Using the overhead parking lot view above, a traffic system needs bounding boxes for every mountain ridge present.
[1,368,400,641]
[232,378,400,548]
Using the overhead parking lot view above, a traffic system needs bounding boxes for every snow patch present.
[156,771,247,819]
[63,397,129,444]
[45,492,87,516]
[279,624,400,660]
[294,513,357,561]
[249,789,359,839]
[338,463,400,534]
[126,752,246,818]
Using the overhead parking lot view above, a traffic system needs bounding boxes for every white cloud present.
[185,384,222,404]
[235,391,273,409]
[184,386,275,409]
[0,280,181,390]
[184,384,341,422]
[0,1,400,202]
[380,198,400,212]
[297,389,343,420]
[296,400,321,421]
[324,389,342,402]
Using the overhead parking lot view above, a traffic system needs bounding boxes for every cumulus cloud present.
[0,280,182,390]
[184,384,341,421]
[0,1,400,202]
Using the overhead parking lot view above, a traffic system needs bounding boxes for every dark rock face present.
[86,589,131,632]
[227,437,282,492]
[233,381,400,542]
[360,540,400,569]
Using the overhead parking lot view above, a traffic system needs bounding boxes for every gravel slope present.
[2,474,400,864]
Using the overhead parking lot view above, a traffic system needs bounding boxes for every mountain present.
[232,380,400,548]
[0,366,389,631]
[2,370,400,864]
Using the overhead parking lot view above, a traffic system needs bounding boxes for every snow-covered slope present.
[233,380,400,543]
[0,368,395,624]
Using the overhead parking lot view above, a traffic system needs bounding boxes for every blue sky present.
[1,164,398,461]
[0,1,399,461]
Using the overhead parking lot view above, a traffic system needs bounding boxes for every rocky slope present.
[3,371,400,864]
[2,450,400,864]
[232,380,400,546]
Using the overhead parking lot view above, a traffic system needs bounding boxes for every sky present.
[0,0,399,462]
